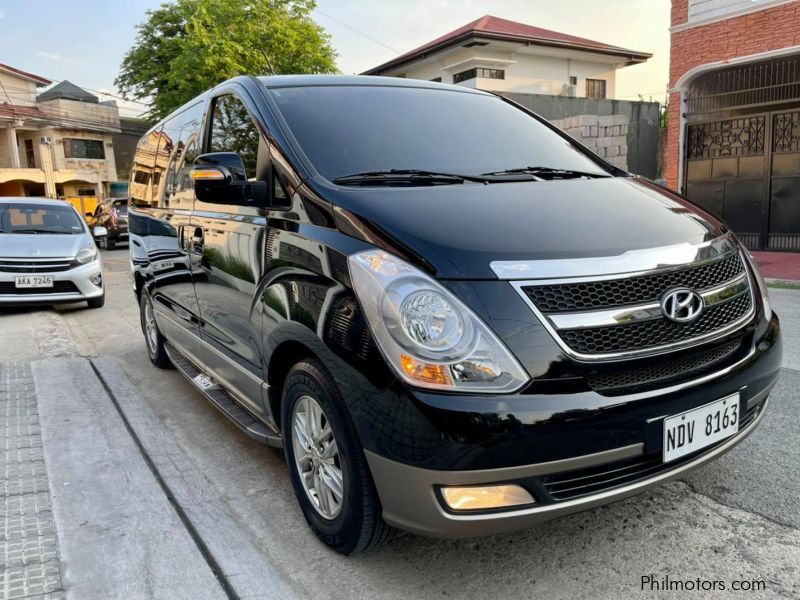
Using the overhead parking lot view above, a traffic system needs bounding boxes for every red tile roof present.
[0,63,52,86]
[364,15,652,75]
[0,104,48,120]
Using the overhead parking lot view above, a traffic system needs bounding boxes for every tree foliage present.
[116,0,338,119]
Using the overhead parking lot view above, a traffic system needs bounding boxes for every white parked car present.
[0,198,105,308]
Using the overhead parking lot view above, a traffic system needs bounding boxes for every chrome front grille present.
[508,243,756,361]
[587,339,742,394]
[0,257,73,273]
[525,253,745,312]
[560,292,752,355]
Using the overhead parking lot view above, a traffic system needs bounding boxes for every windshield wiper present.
[333,169,497,186]
[481,166,611,179]
[8,228,65,234]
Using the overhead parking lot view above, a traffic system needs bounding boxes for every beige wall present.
[37,99,121,131]
[400,48,618,99]
[0,127,14,168]
[15,129,118,185]
[0,71,38,106]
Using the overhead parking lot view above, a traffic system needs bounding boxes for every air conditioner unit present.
[562,84,577,97]
[40,136,53,144]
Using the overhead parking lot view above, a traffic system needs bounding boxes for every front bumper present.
[366,390,771,538]
[359,314,781,538]
[0,260,104,305]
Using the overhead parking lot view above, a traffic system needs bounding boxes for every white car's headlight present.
[349,249,529,392]
[75,245,98,265]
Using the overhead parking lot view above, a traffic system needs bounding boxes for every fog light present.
[441,485,535,511]
[89,273,103,287]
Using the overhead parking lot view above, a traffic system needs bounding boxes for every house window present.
[569,76,578,85]
[586,79,607,100]
[24,139,35,168]
[63,138,105,159]
[453,68,505,84]
[133,170,151,184]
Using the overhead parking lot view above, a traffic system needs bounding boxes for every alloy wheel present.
[291,394,345,520]
[143,297,158,354]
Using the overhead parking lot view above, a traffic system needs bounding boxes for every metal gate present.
[682,55,800,251]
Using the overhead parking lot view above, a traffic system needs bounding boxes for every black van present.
[128,75,781,554]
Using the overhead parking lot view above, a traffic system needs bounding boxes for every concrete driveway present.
[2,248,798,600]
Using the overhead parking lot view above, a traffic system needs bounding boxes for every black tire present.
[282,358,394,554]
[139,292,171,368]
[87,293,105,309]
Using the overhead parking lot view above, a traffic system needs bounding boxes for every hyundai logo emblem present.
[661,288,704,323]
[25,248,40,257]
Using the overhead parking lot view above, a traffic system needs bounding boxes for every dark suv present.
[89,198,128,249]
[128,76,781,554]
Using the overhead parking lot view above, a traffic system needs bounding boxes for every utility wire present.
[315,8,402,54]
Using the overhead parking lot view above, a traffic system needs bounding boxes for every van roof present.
[257,74,488,95]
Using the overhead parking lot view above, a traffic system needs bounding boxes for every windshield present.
[269,85,609,182]
[0,203,86,235]
[113,200,128,217]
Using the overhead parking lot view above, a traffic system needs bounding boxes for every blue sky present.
[0,0,670,115]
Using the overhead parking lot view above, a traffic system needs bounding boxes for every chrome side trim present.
[548,273,749,330]
[490,234,737,281]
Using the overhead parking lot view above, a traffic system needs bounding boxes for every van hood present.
[330,177,726,279]
[0,233,93,259]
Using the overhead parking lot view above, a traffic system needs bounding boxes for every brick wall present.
[672,0,688,26]
[552,114,630,170]
[666,0,800,189]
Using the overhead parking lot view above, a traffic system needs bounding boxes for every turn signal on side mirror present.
[190,167,226,181]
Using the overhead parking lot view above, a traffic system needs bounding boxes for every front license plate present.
[15,275,53,288]
[663,393,740,463]
[152,259,175,272]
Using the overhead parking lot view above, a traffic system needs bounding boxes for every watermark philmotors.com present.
[641,575,767,593]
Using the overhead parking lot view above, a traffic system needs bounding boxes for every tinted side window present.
[208,95,260,180]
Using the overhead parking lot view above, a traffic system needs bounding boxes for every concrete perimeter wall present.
[551,114,629,170]
[498,92,661,179]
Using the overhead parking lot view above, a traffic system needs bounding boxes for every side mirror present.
[93,226,108,238]
[191,152,268,207]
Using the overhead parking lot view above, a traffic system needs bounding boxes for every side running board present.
[165,343,283,448]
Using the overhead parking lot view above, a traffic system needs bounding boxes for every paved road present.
[2,248,799,599]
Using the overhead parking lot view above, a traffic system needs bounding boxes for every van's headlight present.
[75,245,98,265]
[349,250,529,392]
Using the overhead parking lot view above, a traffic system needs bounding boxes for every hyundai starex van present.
[128,76,782,554]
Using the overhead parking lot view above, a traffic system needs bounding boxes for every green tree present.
[116,0,338,119]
